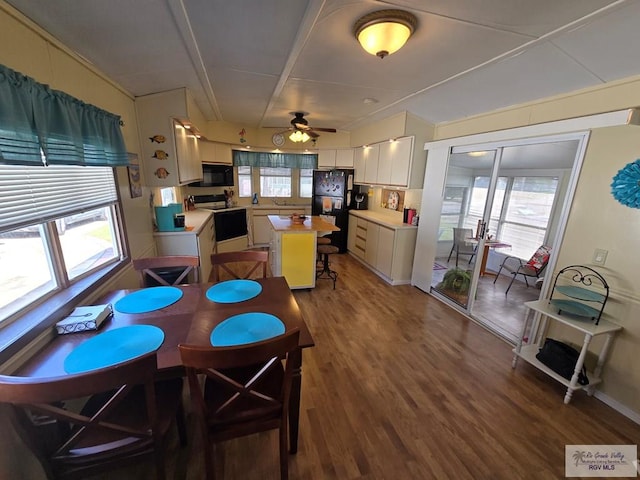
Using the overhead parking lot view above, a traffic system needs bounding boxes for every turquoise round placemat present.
[210,312,285,346]
[206,279,262,303]
[64,325,165,374]
[114,286,183,314]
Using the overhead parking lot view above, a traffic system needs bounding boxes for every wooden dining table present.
[15,276,314,454]
[466,238,512,276]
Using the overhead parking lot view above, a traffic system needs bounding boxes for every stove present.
[192,194,227,210]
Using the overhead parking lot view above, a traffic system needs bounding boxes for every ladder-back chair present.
[209,250,268,283]
[132,255,200,287]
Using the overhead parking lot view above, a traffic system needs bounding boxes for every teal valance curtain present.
[0,64,128,167]
[233,150,317,169]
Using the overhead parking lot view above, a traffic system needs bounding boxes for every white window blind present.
[0,164,117,232]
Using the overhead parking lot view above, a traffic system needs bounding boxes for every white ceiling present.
[6,0,640,135]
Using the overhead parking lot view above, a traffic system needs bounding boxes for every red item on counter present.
[407,208,415,225]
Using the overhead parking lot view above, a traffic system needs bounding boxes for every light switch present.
[593,248,608,266]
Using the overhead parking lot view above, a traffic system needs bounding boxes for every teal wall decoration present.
[611,159,640,208]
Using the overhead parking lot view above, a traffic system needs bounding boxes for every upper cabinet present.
[136,88,204,187]
[318,149,354,169]
[363,144,380,184]
[318,150,337,169]
[199,140,232,165]
[353,136,424,188]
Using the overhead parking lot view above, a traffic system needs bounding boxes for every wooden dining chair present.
[178,329,300,480]
[209,250,268,282]
[0,352,185,480]
[133,255,200,287]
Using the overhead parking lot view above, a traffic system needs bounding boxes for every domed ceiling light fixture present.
[354,9,417,59]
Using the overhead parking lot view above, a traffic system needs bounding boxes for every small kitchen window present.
[237,166,252,197]
[259,167,291,198]
[299,168,313,198]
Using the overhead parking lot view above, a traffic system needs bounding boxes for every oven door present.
[214,209,247,241]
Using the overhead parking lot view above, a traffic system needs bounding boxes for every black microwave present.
[190,164,234,187]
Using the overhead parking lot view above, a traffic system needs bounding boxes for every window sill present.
[0,259,129,368]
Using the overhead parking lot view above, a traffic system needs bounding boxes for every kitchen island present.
[268,215,339,289]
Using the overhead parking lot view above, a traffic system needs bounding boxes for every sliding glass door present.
[430,138,582,341]
[431,149,498,309]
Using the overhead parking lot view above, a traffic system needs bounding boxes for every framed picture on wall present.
[127,153,142,198]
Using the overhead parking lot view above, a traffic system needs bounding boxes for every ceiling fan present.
[273,112,337,144]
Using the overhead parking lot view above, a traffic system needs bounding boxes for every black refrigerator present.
[311,169,354,253]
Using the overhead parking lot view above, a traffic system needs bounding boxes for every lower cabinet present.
[155,214,215,282]
[347,213,417,285]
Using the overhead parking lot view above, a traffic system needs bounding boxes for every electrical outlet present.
[593,248,608,266]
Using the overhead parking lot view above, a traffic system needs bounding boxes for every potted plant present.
[436,267,472,298]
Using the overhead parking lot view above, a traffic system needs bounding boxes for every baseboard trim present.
[593,390,640,425]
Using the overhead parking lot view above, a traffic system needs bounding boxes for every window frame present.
[299,168,313,198]
[465,174,559,258]
[259,167,292,198]
[0,170,130,365]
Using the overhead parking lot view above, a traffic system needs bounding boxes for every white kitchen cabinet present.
[318,150,337,169]
[347,212,417,285]
[155,213,214,282]
[354,148,365,183]
[347,214,358,254]
[377,137,414,186]
[376,226,394,277]
[199,140,232,165]
[136,88,204,187]
[363,144,380,184]
[377,142,393,185]
[336,149,354,167]
[252,209,279,245]
[353,136,421,188]
[390,136,413,186]
[319,149,354,169]
[173,119,201,184]
[364,221,379,266]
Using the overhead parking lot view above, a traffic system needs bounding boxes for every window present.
[0,165,124,326]
[439,186,468,241]
[237,166,252,197]
[466,175,559,259]
[259,167,291,198]
[299,168,313,198]
[159,187,176,206]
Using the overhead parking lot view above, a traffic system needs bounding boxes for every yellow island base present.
[268,215,339,289]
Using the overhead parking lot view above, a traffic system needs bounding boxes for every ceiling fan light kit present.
[273,112,337,144]
[289,130,310,143]
[354,9,417,59]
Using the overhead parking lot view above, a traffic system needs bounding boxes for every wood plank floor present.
[81,253,638,479]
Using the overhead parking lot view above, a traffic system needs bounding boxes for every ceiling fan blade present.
[294,122,311,130]
[310,127,337,133]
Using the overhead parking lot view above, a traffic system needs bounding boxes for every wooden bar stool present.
[316,244,339,289]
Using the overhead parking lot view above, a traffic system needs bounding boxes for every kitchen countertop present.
[251,204,311,210]
[268,215,340,232]
[152,209,213,236]
[349,210,417,230]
